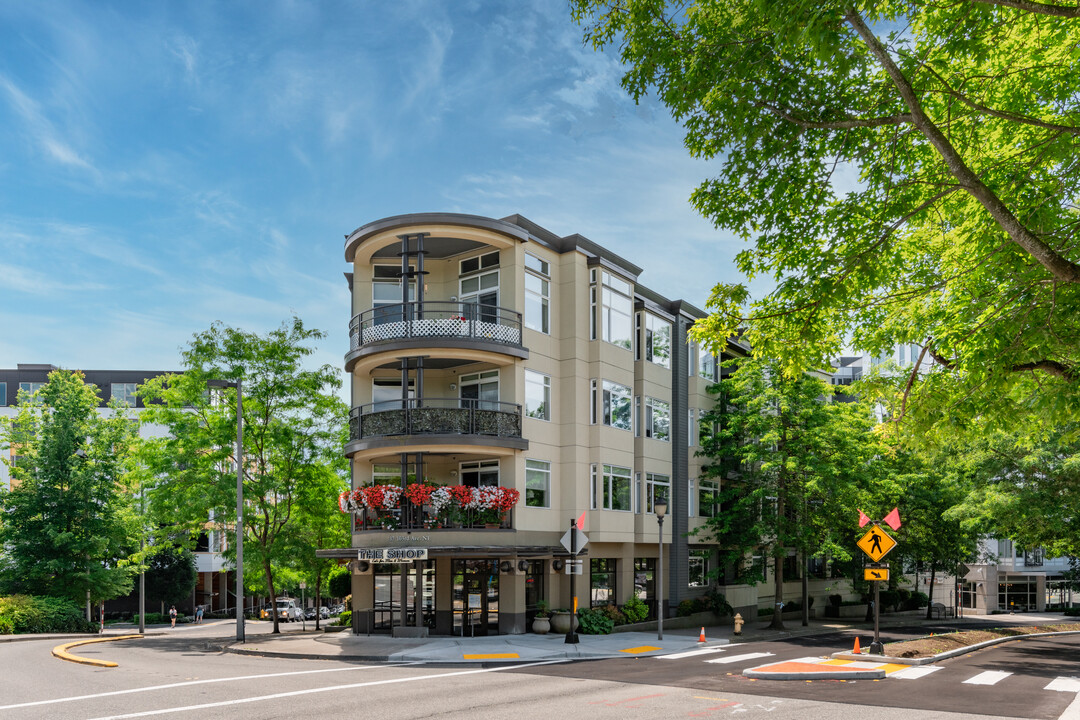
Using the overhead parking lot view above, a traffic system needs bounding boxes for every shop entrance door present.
[452,559,499,636]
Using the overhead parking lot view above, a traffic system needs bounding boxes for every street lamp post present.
[655,501,667,641]
[209,378,244,643]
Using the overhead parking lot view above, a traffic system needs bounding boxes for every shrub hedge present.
[0,595,97,634]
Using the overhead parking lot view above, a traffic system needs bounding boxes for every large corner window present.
[602,380,631,431]
[601,271,632,350]
[524,254,550,334]
[645,473,669,514]
[644,397,670,441]
[643,313,671,368]
[524,370,550,420]
[602,464,632,511]
[525,459,550,508]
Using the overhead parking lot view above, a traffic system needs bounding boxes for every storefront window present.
[591,558,617,607]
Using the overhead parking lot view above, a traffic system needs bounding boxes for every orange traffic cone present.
[853,637,861,654]
[699,627,706,643]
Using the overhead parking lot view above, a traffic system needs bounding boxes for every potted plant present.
[549,608,579,634]
[532,600,551,635]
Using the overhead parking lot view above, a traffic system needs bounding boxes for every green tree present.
[573,0,1080,438]
[0,370,139,613]
[144,545,197,614]
[136,318,347,634]
[697,356,878,629]
[282,459,350,630]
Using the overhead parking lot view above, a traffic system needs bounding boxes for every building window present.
[643,313,671,368]
[372,378,414,411]
[591,558,617,607]
[634,472,642,514]
[0,381,6,406]
[601,271,632,350]
[589,379,597,424]
[688,408,695,446]
[698,480,719,518]
[373,463,421,484]
[644,397,670,441]
[460,250,500,275]
[460,459,499,487]
[645,473,669,514]
[372,264,415,325]
[524,370,550,421]
[602,464,632,511]
[459,370,499,410]
[602,380,632,431]
[590,463,597,510]
[698,347,718,382]
[688,550,711,587]
[111,382,138,407]
[589,269,597,341]
[688,478,695,517]
[525,459,550,508]
[524,254,550,334]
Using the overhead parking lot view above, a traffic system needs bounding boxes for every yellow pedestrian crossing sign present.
[857,526,897,562]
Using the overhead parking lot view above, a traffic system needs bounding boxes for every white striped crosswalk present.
[656,650,1080,697]
[963,670,1013,685]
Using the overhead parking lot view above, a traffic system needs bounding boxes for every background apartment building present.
[0,364,233,616]
[323,212,751,636]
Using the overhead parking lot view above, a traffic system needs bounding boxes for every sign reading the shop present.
[356,547,428,563]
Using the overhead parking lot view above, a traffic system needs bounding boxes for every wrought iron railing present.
[352,493,514,532]
[349,398,523,441]
[349,301,523,351]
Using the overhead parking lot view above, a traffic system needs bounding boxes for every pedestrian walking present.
[169,605,177,628]
[195,605,204,624]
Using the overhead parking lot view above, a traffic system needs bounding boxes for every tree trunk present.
[770,550,785,630]
[801,549,809,627]
[265,562,280,634]
[925,566,936,620]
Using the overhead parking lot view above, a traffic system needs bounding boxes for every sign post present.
[856,523,898,655]
[562,519,587,644]
[299,581,307,631]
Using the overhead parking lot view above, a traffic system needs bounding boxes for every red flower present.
[404,483,434,506]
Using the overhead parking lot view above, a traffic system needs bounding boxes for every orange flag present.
[858,509,871,528]
[882,507,902,530]
[577,510,586,531]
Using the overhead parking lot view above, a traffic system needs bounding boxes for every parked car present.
[264,598,302,622]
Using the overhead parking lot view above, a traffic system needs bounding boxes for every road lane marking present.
[890,665,943,680]
[963,670,1012,685]
[84,661,565,720]
[1045,677,1080,692]
[0,664,415,711]
[659,648,726,660]
[704,652,773,665]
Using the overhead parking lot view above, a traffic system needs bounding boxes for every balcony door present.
[460,459,499,488]
[373,265,415,326]
[372,378,413,411]
[460,269,499,324]
[459,370,499,411]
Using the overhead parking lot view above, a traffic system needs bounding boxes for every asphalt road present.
[0,620,1076,720]
[517,628,1080,720]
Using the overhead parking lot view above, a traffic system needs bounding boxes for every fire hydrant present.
[733,613,744,635]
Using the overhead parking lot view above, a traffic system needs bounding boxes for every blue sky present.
[0,1,762,379]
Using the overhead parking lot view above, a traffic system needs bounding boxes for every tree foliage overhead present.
[136,317,347,633]
[572,0,1080,436]
[144,545,198,609]
[0,370,139,605]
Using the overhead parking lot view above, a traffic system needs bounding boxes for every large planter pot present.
[549,611,578,634]
[531,616,551,635]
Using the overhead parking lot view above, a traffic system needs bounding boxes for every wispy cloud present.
[0,73,97,174]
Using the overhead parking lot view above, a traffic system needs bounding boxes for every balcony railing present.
[349,301,523,351]
[349,398,523,441]
[351,491,514,532]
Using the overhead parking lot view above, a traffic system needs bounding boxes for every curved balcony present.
[345,398,528,457]
[346,301,528,372]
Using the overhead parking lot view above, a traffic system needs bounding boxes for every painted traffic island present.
[743,656,896,680]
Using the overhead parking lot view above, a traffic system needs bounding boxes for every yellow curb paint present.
[462,653,520,660]
[53,634,143,668]
[822,659,853,665]
[620,645,661,654]
[879,664,910,674]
